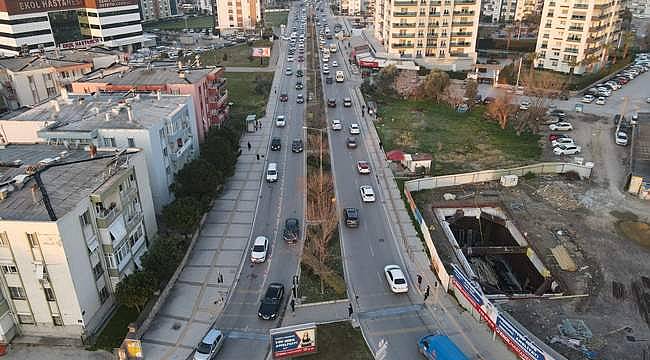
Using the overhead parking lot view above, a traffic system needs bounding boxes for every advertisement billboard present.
[0,0,138,15]
[59,38,101,49]
[270,323,317,358]
[251,47,271,58]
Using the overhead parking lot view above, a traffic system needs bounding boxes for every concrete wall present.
[0,120,49,144]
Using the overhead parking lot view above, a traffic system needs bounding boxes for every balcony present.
[392,43,414,48]
[591,13,610,21]
[428,12,441,16]
[430,0,441,5]
[427,33,438,38]
[452,21,473,26]
[455,0,476,3]
[564,48,579,54]
[394,11,417,16]
[96,207,119,228]
[451,32,472,37]
[453,11,475,16]
[449,52,470,57]
[568,26,583,32]
[392,22,416,27]
[573,3,589,9]
[392,33,416,38]
[394,0,417,5]
[450,42,472,47]
[590,24,606,31]
[425,43,438,48]
[566,37,582,43]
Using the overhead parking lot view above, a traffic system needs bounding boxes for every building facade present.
[71,66,229,141]
[341,0,363,16]
[0,0,144,57]
[534,0,625,74]
[373,0,480,70]
[213,0,262,32]
[140,0,173,21]
[0,145,156,341]
[630,0,650,18]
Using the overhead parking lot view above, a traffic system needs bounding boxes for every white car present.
[581,94,595,103]
[349,123,360,134]
[322,64,329,71]
[551,137,575,147]
[359,185,375,202]
[287,56,294,62]
[519,101,530,110]
[332,119,342,130]
[595,97,606,105]
[357,160,370,174]
[553,144,581,155]
[331,61,338,67]
[615,131,628,146]
[275,115,286,127]
[250,236,269,263]
[549,122,573,131]
[384,265,408,293]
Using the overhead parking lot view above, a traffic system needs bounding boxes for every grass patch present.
[144,15,213,31]
[196,40,273,67]
[299,230,346,303]
[296,322,372,359]
[374,99,541,175]
[264,11,289,29]
[225,72,273,121]
[90,305,139,351]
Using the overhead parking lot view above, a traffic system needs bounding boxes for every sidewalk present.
[281,300,351,327]
[4,345,112,360]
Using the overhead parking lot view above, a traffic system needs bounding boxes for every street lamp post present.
[303,126,326,212]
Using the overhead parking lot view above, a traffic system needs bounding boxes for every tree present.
[254,75,272,96]
[374,64,399,98]
[162,197,203,236]
[115,271,156,312]
[141,237,186,287]
[525,52,539,73]
[518,71,567,134]
[201,128,238,177]
[416,70,450,103]
[620,32,636,59]
[172,158,222,200]
[464,80,478,104]
[486,93,515,129]
[644,24,650,50]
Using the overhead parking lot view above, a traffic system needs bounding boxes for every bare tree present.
[486,93,516,129]
[464,80,478,105]
[518,71,568,134]
[415,70,450,103]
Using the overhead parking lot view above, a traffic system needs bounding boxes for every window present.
[9,286,26,299]
[127,138,135,148]
[44,287,56,301]
[52,315,63,326]
[0,232,8,247]
[80,210,91,227]
[104,254,116,269]
[93,262,104,280]
[114,242,130,266]
[18,314,34,324]
[99,286,109,304]
[103,137,116,147]
[1,265,17,274]
[26,233,38,248]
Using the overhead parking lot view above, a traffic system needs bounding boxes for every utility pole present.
[616,96,629,134]
[515,57,523,89]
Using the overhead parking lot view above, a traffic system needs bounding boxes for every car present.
[325,76,333,84]
[322,64,329,71]
[332,119,342,130]
[349,123,360,134]
[258,283,284,320]
[615,131,629,146]
[250,236,269,263]
[613,114,625,124]
[343,208,359,228]
[598,88,612,97]
[331,61,338,67]
[647,97,650,103]
[296,70,304,77]
[276,115,286,127]
[298,55,304,62]
[631,112,639,125]
[343,98,352,107]
[285,68,293,76]
[271,137,281,151]
[327,98,336,107]
[384,265,408,293]
[346,136,357,148]
[553,144,581,155]
[296,82,304,90]
[549,122,573,131]
[548,133,570,142]
[482,96,495,104]
[595,97,606,105]
[296,93,304,103]
[359,185,375,202]
[418,334,470,360]
[548,109,566,118]
[519,101,530,110]
[323,68,330,75]
[291,138,304,153]
[280,93,288,102]
[287,56,294,62]
[357,160,370,174]
[193,328,224,360]
[551,137,575,147]
[544,116,561,125]
[283,218,300,243]
[581,94,595,103]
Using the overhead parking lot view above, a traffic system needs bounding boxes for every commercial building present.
[534,0,625,74]
[140,0,173,21]
[373,0,480,70]
[213,0,262,33]
[0,144,156,341]
[71,66,229,141]
[1,92,199,213]
[0,0,144,57]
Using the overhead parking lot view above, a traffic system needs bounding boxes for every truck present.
[417,334,469,360]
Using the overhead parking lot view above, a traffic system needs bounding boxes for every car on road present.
[553,144,581,155]
[581,94,595,103]
[332,119,342,130]
[615,131,629,146]
[357,160,370,174]
[548,109,566,119]
[296,93,304,103]
[296,70,304,77]
[325,76,333,84]
[384,265,408,293]
[291,138,304,153]
[276,115,286,127]
[346,137,357,148]
[551,137,575,147]
[613,114,625,125]
[283,218,300,243]
[271,137,281,151]
[250,236,269,263]
[343,98,352,107]
[647,97,650,103]
[258,283,284,320]
[519,101,530,110]
[549,122,573,131]
[343,207,359,228]
[332,60,338,67]
[287,56,294,62]
[595,97,606,105]
[285,68,293,76]
[327,98,336,107]
[266,162,278,182]
[417,334,470,360]
[359,185,375,202]
[193,327,224,360]
[349,123,360,134]
[280,93,288,102]
[296,82,303,90]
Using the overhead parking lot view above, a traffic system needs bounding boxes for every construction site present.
[414,174,650,360]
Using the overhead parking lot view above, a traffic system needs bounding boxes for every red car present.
[280,94,288,102]
[357,161,371,174]
[548,133,570,142]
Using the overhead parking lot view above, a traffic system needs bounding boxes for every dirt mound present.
[534,182,581,210]
[616,221,650,248]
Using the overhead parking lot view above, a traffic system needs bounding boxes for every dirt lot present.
[414,174,650,360]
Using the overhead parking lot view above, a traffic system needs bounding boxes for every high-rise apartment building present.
[534,0,626,74]
[342,0,364,16]
[482,0,541,23]
[630,0,650,18]
[140,0,173,21]
[213,0,262,33]
[373,0,480,70]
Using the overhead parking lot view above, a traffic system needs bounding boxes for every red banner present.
[0,0,138,14]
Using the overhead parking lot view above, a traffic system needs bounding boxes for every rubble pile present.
[534,182,580,210]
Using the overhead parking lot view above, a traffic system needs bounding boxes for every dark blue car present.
[418,334,469,360]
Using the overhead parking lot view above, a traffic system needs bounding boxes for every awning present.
[108,216,127,243]
[386,150,406,161]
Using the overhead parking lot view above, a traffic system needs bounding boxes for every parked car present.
[291,138,304,153]
[553,144,581,155]
[595,97,606,105]
[258,283,284,320]
[332,119,342,130]
[193,328,224,360]
[384,265,408,293]
[549,133,570,142]
[549,122,573,131]
[357,160,370,174]
[250,236,269,263]
[519,101,530,110]
[551,137,575,147]
[282,218,300,243]
[343,98,352,107]
[359,185,376,202]
[581,94,595,103]
[349,123,360,134]
[549,109,566,119]
[615,131,629,146]
[417,334,470,360]
[343,207,359,228]
[613,114,625,125]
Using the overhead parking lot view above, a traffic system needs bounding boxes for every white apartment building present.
[482,0,541,23]
[373,0,480,70]
[535,0,625,74]
[341,0,364,16]
[1,93,199,213]
[140,0,174,21]
[213,0,262,32]
[198,0,215,15]
[630,0,650,18]
[0,144,156,341]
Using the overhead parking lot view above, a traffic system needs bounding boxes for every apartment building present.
[0,0,143,57]
[534,0,625,74]
[140,0,174,21]
[1,93,199,213]
[0,144,156,340]
[341,0,364,16]
[482,0,541,23]
[198,0,215,14]
[213,0,262,33]
[71,67,229,142]
[373,0,480,70]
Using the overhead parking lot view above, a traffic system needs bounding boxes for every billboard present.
[0,0,138,14]
[270,323,317,358]
[59,38,101,49]
[251,47,271,58]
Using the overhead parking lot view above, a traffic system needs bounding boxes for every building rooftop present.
[0,47,122,72]
[4,93,190,132]
[0,144,133,221]
[76,66,218,85]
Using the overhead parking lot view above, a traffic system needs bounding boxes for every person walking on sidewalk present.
[348,303,354,318]
[290,299,295,313]
[417,274,422,290]
[424,285,430,301]
[247,141,251,151]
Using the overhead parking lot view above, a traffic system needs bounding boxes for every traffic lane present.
[361,312,432,359]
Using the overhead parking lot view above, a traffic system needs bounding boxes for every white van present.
[335,71,345,83]
[266,162,278,182]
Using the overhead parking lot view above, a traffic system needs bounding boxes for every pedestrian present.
[424,285,430,301]
[379,140,383,149]
[417,274,422,289]
[274,89,277,94]
[290,299,295,312]
[254,123,258,131]
[256,153,260,160]
[348,303,354,318]
[292,285,297,298]
[362,104,365,112]
[247,141,251,150]
[434,280,438,288]
[219,273,224,283]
